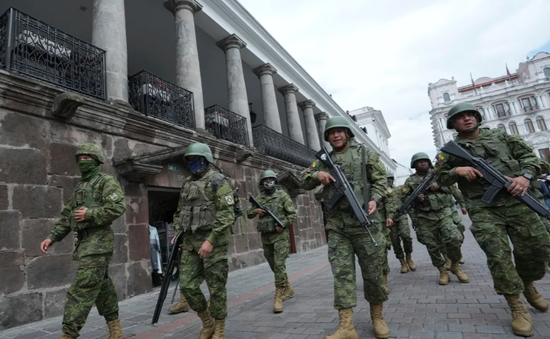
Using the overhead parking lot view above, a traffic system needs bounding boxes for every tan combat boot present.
[444,255,451,271]
[60,334,73,339]
[524,281,549,311]
[211,318,226,339]
[370,304,390,339]
[458,257,465,264]
[282,278,295,301]
[323,308,358,339]
[383,275,389,294]
[438,266,449,285]
[274,286,284,313]
[505,294,533,337]
[196,310,216,339]
[406,253,416,271]
[168,293,189,314]
[399,258,408,273]
[450,262,469,283]
[106,319,125,339]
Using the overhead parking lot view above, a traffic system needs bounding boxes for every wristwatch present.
[522,173,533,181]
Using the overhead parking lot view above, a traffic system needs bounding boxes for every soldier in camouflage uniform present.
[247,170,297,313]
[436,102,550,337]
[40,144,126,339]
[402,152,469,286]
[385,173,416,274]
[302,117,390,339]
[172,142,235,339]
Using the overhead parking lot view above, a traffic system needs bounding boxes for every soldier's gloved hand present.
[386,218,394,227]
[318,171,336,186]
[455,166,482,181]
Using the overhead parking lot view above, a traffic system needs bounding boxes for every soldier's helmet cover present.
[75,143,105,164]
[324,116,355,141]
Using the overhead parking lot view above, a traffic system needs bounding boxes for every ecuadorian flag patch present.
[436,153,445,163]
[309,161,317,169]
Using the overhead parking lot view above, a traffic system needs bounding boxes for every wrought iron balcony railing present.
[128,70,195,130]
[0,8,106,99]
[205,105,249,147]
[253,125,316,167]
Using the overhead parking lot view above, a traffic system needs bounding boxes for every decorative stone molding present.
[51,92,85,119]
[298,99,316,110]
[216,34,247,52]
[163,0,202,14]
[278,84,299,95]
[314,112,329,122]
[253,63,277,77]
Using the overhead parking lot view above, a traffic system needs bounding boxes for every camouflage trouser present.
[327,230,388,309]
[382,230,391,275]
[390,217,413,259]
[469,204,550,295]
[262,233,289,287]
[62,255,118,338]
[180,236,228,320]
[416,210,463,268]
[451,208,466,237]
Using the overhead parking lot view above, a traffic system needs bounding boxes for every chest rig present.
[179,170,219,232]
[410,172,452,212]
[70,173,105,232]
[257,190,283,233]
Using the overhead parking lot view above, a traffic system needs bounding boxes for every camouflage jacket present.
[301,140,387,235]
[402,170,454,219]
[435,128,542,208]
[247,188,297,235]
[47,172,126,260]
[173,169,235,246]
[450,184,466,208]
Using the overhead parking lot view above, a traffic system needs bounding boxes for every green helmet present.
[446,102,482,129]
[386,171,394,178]
[324,116,355,141]
[75,143,105,164]
[260,170,277,182]
[184,142,214,163]
[410,152,431,168]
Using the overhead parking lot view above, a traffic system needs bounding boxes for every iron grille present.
[0,8,106,99]
[205,104,249,147]
[253,125,316,167]
[128,70,195,130]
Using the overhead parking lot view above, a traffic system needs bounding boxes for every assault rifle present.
[152,230,184,324]
[315,147,377,246]
[395,171,435,218]
[441,140,550,220]
[248,195,285,228]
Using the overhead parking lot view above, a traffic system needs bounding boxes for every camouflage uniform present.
[46,144,126,338]
[247,188,296,287]
[387,188,413,260]
[302,140,388,309]
[173,168,235,321]
[378,187,393,277]
[402,171,463,268]
[436,128,550,295]
[450,185,467,236]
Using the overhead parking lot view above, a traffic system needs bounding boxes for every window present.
[509,122,519,135]
[520,96,538,112]
[544,67,550,78]
[537,116,548,131]
[443,93,450,102]
[540,148,550,163]
[497,124,506,132]
[494,103,510,117]
[476,107,486,120]
[525,119,535,133]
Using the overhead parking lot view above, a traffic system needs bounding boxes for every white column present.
[298,100,321,150]
[164,0,205,130]
[92,0,128,102]
[216,34,253,147]
[315,112,330,150]
[278,84,304,144]
[253,63,282,133]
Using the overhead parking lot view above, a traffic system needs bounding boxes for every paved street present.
[2,213,550,339]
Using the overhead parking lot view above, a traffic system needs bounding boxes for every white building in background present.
[348,106,413,185]
[428,52,550,163]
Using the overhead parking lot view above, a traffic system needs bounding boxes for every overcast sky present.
[238,0,550,167]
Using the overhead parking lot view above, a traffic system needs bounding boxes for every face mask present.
[187,159,202,174]
[263,180,275,190]
[78,160,96,174]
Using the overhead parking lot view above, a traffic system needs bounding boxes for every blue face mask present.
[187,159,202,173]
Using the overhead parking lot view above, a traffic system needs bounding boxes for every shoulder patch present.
[401,187,408,194]
[309,161,317,169]
[436,153,445,163]
[225,195,234,205]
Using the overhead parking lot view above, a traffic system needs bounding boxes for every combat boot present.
[370,303,390,339]
[211,318,226,339]
[106,319,124,339]
[168,293,189,314]
[523,281,549,311]
[504,294,533,337]
[444,255,451,271]
[458,257,465,264]
[196,310,216,339]
[274,286,284,313]
[438,266,449,285]
[60,334,73,339]
[383,275,389,294]
[450,262,469,283]
[406,253,417,271]
[323,308,358,339]
[398,258,408,273]
[282,278,295,301]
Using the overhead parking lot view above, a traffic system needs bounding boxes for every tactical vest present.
[70,173,105,234]
[256,190,284,233]
[409,172,453,212]
[179,170,221,233]
[322,145,372,211]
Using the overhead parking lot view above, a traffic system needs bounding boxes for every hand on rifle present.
[417,194,425,202]
[429,183,440,191]
[461,207,467,215]
[506,176,530,197]
[276,226,283,233]
[318,171,336,185]
[74,207,88,222]
[455,166,482,181]
[254,208,266,217]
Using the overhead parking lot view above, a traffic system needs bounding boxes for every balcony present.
[128,70,195,130]
[205,105,249,147]
[0,8,106,99]
[523,105,539,113]
[252,125,316,167]
[497,110,512,118]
